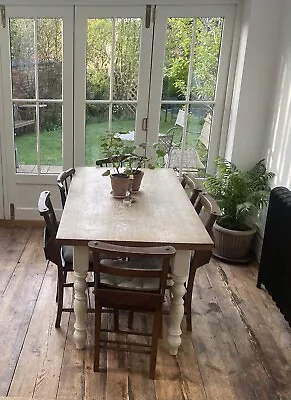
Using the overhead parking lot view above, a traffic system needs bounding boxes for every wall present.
[262,0,291,189]
[226,0,282,170]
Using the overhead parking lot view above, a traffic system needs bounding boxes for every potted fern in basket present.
[204,158,274,261]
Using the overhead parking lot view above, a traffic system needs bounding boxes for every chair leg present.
[55,269,64,328]
[149,307,162,380]
[128,311,134,330]
[113,309,119,331]
[94,301,102,372]
[185,265,198,332]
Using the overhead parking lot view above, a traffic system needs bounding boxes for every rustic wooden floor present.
[1,222,291,400]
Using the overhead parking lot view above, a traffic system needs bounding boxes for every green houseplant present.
[204,157,274,261]
[100,132,165,194]
[100,132,135,197]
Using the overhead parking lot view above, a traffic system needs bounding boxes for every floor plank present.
[0,228,46,396]
[191,267,257,400]
[1,223,291,400]
[213,260,291,399]
[8,263,70,399]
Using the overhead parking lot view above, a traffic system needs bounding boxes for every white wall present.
[262,0,291,189]
[225,0,282,170]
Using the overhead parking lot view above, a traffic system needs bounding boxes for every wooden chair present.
[88,240,176,379]
[38,190,94,328]
[57,168,76,209]
[95,155,127,167]
[181,172,206,205]
[185,191,221,331]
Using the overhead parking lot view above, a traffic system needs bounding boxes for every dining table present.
[56,167,213,355]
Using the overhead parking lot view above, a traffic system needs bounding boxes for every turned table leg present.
[73,246,89,350]
[167,250,190,355]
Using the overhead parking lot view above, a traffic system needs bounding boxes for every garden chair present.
[38,190,94,328]
[57,168,75,209]
[165,112,212,172]
[88,240,175,379]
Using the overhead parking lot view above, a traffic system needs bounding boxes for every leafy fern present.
[204,158,274,230]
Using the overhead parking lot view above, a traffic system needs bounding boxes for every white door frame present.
[0,6,74,219]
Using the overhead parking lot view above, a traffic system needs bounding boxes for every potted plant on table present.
[204,157,274,262]
[100,132,166,195]
[100,132,135,198]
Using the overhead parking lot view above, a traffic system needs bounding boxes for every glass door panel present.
[85,17,141,165]
[148,5,235,173]
[74,6,153,166]
[10,17,64,174]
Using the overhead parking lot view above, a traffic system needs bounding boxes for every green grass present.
[15,112,202,166]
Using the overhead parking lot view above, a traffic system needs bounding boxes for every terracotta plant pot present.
[110,173,129,197]
[132,170,144,192]
[212,222,256,261]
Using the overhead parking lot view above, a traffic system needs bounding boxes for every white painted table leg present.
[168,250,191,355]
[73,246,89,350]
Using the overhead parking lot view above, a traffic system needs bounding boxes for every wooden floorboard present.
[1,223,291,400]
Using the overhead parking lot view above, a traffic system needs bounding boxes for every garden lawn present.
[15,113,202,166]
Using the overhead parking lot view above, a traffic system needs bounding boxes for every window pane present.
[162,17,223,102]
[40,103,63,173]
[10,18,36,99]
[162,18,192,101]
[112,104,136,135]
[85,103,109,165]
[14,103,36,173]
[190,18,223,101]
[113,18,141,100]
[38,18,63,99]
[86,19,112,100]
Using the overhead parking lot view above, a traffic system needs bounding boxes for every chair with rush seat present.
[88,240,176,379]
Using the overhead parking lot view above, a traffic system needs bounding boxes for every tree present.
[164,17,223,101]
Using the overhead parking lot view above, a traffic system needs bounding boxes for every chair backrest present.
[88,241,176,308]
[158,132,174,155]
[194,192,221,237]
[57,168,75,208]
[181,173,205,205]
[38,190,61,266]
[96,155,127,168]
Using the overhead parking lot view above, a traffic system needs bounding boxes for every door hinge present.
[152,6,156,25]
[0,5,6,29]
[142,117,148,131]
[145,5,151,28]
[10,203,15,220]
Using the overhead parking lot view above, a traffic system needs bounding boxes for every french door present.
[0,6,73,219]
[0,4,236,219]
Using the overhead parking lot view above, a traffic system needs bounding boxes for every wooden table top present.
[56,167,213,250]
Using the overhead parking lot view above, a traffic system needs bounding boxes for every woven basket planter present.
[213,222,256,261]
